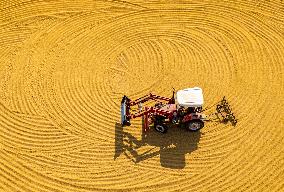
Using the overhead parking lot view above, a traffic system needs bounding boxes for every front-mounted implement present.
[121,95,131,126]
[121,92,174,131]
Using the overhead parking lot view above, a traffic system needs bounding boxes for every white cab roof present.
[176,87,204,107]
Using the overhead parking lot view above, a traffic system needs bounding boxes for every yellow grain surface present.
[0,0,283,191]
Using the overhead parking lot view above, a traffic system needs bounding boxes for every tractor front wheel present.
[187,120,204,131]
[154,123,168,133]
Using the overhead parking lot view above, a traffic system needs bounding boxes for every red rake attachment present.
[215,97,237,126]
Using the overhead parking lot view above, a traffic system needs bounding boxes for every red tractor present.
[121,87,207,133]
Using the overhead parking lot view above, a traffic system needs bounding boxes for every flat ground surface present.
[0,0,283,191]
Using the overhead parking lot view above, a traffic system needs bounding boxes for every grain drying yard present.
[0,0,283,191]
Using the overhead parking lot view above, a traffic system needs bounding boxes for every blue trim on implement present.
[121,95,131,126]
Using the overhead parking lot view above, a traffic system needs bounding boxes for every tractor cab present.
[175,87,204,113]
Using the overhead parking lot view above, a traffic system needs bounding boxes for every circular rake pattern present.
[0,1,283,192]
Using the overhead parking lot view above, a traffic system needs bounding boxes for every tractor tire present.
[154,122,168,133]
[187,120,204,132]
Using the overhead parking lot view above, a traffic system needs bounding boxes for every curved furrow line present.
[180,116,278,190]
[176,112,282,190]
[15,75,36,114]
[22,13,126,135]
[0,112,61,134]
[1,124,73,142]
[0,167,36,192]
[0,150,110,191]
[11,114,60,129]
[0,108,66,139]
[4,150,171,190]
[0,0,142,25]
[1,133,82,152]
[0,121,68,138]
[0,153,63,192]
[200,137,283,192]
[120,40,163,96]
[232,152,283,191]
[67,70,121,126]
[18,153,101,171]
[5,45,45,116]
[0,112,90,153]
[56,73,119,139]
[0,103,52,127]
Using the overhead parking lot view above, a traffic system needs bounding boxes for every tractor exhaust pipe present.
[121,95,131,126]
[169,87,176,104]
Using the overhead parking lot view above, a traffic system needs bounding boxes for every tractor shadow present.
[114,97,237,168]
[114,122,201,169]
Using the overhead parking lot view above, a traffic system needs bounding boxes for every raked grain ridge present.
[0,0,283,191]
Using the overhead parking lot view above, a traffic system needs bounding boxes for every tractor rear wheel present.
[154,123,168,133]
[187,120,204,131]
